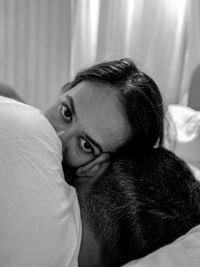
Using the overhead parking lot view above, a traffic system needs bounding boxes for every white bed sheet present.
[122,224,200,267]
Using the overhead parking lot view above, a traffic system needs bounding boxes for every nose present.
[55,122,78,152]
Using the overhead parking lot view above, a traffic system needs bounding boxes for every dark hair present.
[85,148,200,267]
[63,58,164,154]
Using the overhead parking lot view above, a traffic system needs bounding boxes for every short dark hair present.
[85,148,200,267]
[63,58,164,154]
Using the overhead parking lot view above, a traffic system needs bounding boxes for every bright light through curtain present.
[0,0,199,110]
[71,0,200,105]
[70,0,100,78]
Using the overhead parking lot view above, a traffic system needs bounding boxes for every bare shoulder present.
[0,82,25,103]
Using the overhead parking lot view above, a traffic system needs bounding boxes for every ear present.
[76,153,111,180]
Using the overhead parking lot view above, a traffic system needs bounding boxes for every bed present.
[1,95,200,266]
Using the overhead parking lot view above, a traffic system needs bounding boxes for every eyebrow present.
[66,95,75,116]
[66,95,103,154]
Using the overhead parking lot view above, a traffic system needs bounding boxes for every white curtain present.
[181,0,200,105]
[72,0,200,105]
[0,0,199,110]
[0,0,74,111]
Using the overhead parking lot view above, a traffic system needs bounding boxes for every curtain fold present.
[0,0,73,111]
[95,0,189,104]
[70,0,100,79]
[0,0,199,109]
[180,0,200,105]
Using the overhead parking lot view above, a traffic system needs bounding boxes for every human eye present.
[80,138,94,154]
[60,104,72,122]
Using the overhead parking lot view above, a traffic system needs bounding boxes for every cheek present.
[45,107,57,126]
[63,147,95,168]
[45,106,64,134]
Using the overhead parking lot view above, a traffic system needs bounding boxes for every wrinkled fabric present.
[166,104,200,169]
[122,224,200,267]
[0,97,81,267]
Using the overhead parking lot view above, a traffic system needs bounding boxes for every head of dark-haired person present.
[45,58,164,179]
[76,148,200,267]
[70,58,164,152]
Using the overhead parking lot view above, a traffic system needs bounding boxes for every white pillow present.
[165,104,200,169]
[122,224,200,267]
[0,97,81,267]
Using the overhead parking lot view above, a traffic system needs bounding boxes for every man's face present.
[45,81,131,167]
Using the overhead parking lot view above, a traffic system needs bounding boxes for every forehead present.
[65,81,131,152]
